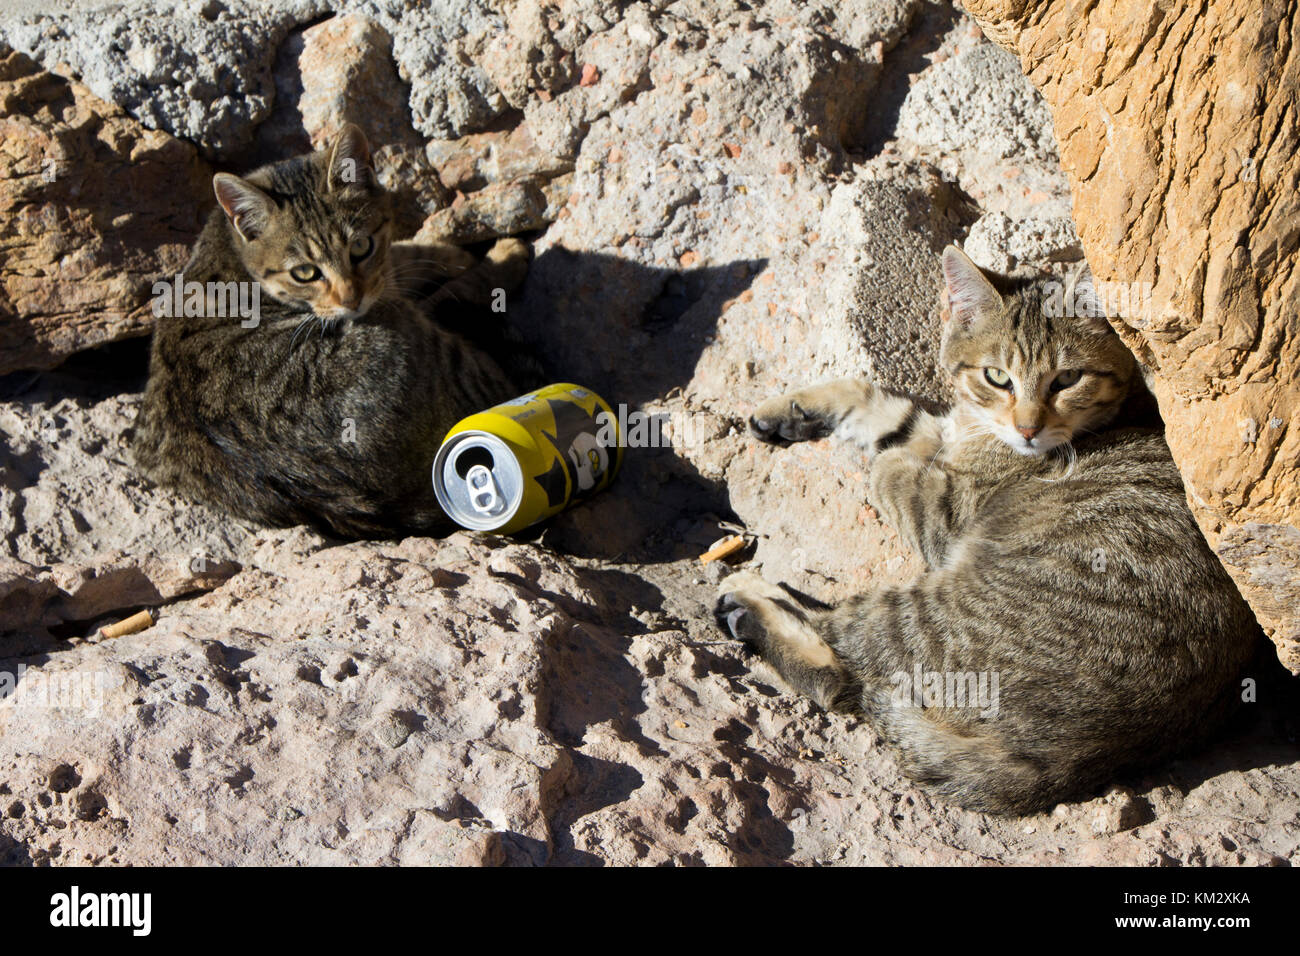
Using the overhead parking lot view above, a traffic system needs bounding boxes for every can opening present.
[454,446,495,479]
[433,429,526,531]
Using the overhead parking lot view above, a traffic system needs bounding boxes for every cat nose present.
[328,282,361,310]
[1017,425,1042,441]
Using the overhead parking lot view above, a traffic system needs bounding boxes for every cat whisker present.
[288,315,316,352]
[925,422,986,475]
[1034,439,1078,482]
[1072,425,1108,441]
[923,424,971,474]
[431,282,466,305]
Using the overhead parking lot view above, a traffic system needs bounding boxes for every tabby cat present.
[716,245,1260,814]
[132,125,532,538]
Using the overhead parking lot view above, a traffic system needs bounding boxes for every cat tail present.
[867,697,1058,814]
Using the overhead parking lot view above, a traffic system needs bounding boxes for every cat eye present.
[289,264,322,283]
[349,235,374,261]
[984,367,1012,389]
[1051,369,1084,392]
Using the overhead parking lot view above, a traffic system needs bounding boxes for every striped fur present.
[722,246,1260,814]
[131,126,530,537]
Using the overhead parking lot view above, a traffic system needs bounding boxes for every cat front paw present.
[748,394,830,446]
[713,570,774,641]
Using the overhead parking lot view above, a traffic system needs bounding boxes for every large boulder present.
[961,0,1300,671]
[0,50,210,375]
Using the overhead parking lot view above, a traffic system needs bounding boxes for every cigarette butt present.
[699,534,746,565]
[100,610,154,640]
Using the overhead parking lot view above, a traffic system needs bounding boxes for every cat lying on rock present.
[715,246,1261,813]
[132,125,531,538]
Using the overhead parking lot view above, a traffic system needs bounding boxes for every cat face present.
[212,125,393,322]
[938,246,1136,457]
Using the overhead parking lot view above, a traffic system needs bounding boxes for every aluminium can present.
[432,383,623,533]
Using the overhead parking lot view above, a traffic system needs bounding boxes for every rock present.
[961,0,1300,671]
[1217,524,1300,670]
[373,709,417,749]
[0,50,211,375]
[253,13,450,237]
[0,562,58,636]
[0,532,784,864]
[1086,787,1149,836]
[2,0,1299,868]
[415,178,553,244]
[963,211,1082,276]
[0,1,519,157]
[425,123,573,193]
[0,0,307,160]
[0,551,240,634]
[387,2,510,141]
[0,382,261,572]
[293,15,411,147]
[895,37,1070,218]
[474,0,583,109]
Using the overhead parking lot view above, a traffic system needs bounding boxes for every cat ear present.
[326,123,373,192]
[1063,261,1109,327]
[941,245,1002,325]
[213,173,273,242]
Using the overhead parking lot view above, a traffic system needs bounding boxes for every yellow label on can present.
[439,383,623,533]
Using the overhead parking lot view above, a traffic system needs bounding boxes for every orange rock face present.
[962,0,1300,669]
[0,51,210,374]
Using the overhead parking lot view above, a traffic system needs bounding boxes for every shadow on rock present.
[516,247,768,408]
[1132,637,1300,796]
[512,248,769,563]
[499,562,668,756]
[543,753,646,867]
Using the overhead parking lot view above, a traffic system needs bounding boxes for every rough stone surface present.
[1,365,1297,866]
[0,49,211,375]
[0,1,315,161]
[0,1,515,159]
[1,552,239,634]
[1,0,1297,866]
[961,0,1300,672]
[424,124,573,195]
[894,31,1070,219]
[415,176,558,245]
[962,211,1080,277]
[253,13,451,237]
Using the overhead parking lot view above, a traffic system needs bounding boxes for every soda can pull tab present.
[466,464,503,515]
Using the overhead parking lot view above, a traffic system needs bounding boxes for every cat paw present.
[487,236,531,264]
[748,394,829,446]
[713,571,836,673]
[714,591,751,640]
[485,237,532,290]
[713,570,780,641]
